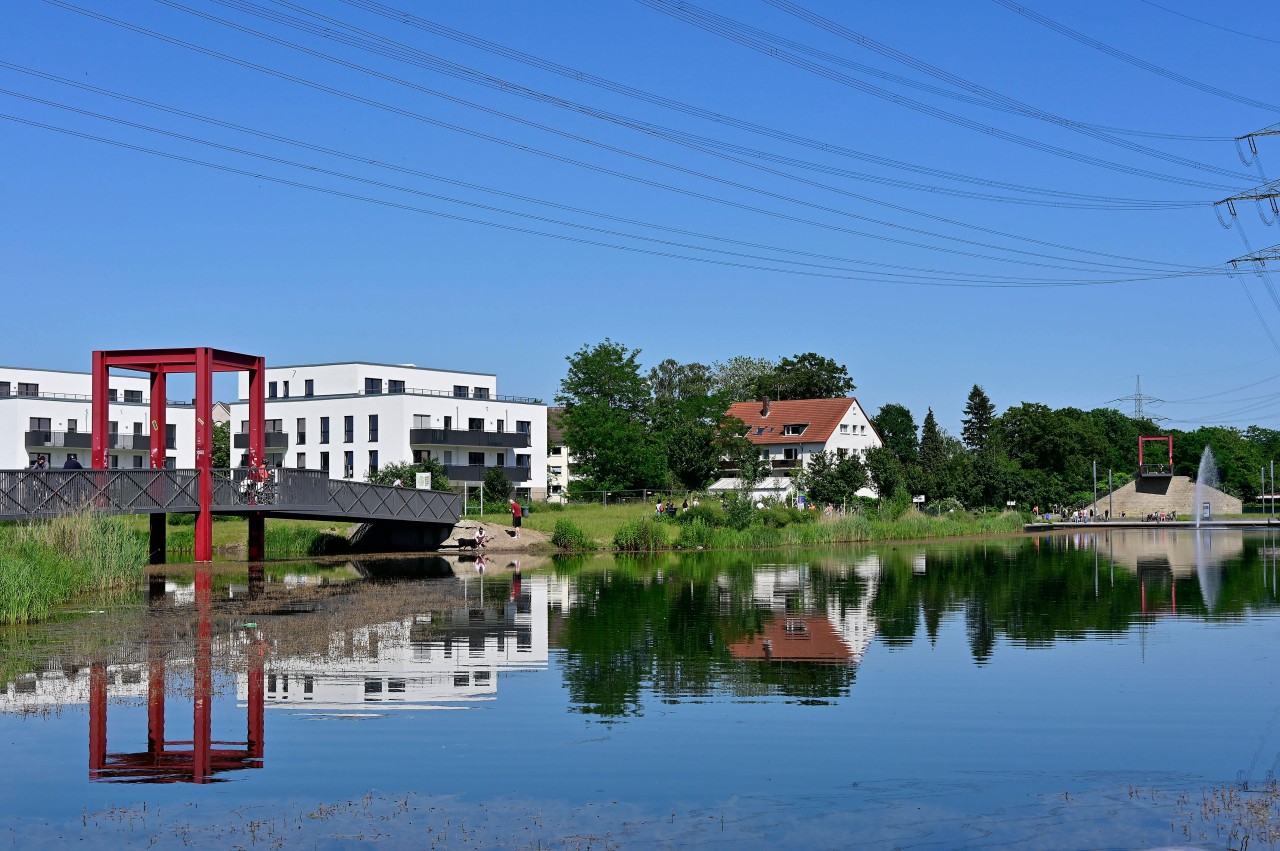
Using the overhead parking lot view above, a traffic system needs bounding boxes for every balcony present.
[1139,463,1173,478]
[443,464,531,483]
[24,431,167,451]
[24,430,93,450]
[233,432,290,449]
[410,428,531,449]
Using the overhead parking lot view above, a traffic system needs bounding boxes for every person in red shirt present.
[509,499,522,539]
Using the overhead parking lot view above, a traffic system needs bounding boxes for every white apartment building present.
[226,362,548,499]
[0,366,196,469]
[546,407,572,503]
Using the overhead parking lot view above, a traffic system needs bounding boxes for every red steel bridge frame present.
[1138,435,1174,469]
[92,348,266,563]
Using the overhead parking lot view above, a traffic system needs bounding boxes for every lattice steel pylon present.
[1109,375,1165,423]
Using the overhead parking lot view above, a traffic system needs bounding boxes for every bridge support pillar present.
[248,514,265,562]
[148,514,167,565]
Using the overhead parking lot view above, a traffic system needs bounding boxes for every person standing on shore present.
[509,498,522,539]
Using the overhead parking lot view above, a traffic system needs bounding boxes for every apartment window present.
[320,417,330,444]
[282,380,290,398]
[266,419,282,433]
[861,424,867,434]
[368,414,379,442]
[107,389,117,401]
[442,450,453,465]
[496,419,505,433]
[837,448,849,460]
[296,452,306,469]
[344,416,354,443]
[296,418,306,445]
[551,446,563,456]
[468,417,484,431]
[0,382,8,396]
[305,379,314,397]
[108,455,119,469]
[496,452,506,467]
[443,416,452,430]
[388,379,405,394]
[365,377,382,395]
[133,455,144,469]
[166,424,176,450]
[267,454,283,468]
[453,385,468,398]
[473,386,489,400]
[240,420,248,434]
[319,451,329,472]
[268,381,277,399]
[468,451,484,466]
[108,421,118,434]
[29,417,51,432]
[133,422,143,436]
[516,454,530,468]
[783,447,800,460]
[18,383,39,397]
[516,420,531,434]
[343,451,354,478]
[783,423,808,436]
[840,424,849,434]
[124,389,143,403]
[66,419,77,433]
[164,457,176,470]
[550,466,563,475]
[368,450,379,474]
[413,414,431,429]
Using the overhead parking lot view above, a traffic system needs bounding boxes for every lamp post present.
[1092,460,1098,523]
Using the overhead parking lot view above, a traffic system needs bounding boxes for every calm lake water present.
[4,528,1280,849]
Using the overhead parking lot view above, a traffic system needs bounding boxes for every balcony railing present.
[24,430,93,449]
[233,432,290,449]
[358,386,539,404]
[443,464,531,483]
[1139,463,1173,477]
[409,428,531,448]
[26,431,166,451]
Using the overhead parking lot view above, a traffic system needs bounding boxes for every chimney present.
[760,396,771,417]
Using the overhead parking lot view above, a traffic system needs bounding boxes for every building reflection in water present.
[246,569,548,714]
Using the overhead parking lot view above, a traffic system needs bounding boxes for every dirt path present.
[444,519,551,554]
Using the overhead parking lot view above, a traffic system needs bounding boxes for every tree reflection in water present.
[552,529,1280,717]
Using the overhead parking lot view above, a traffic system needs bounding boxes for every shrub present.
[676,504,724,527]
[612,517,668,552]
[482,466,514,505]
[722,493,758,531]
[550,518,591,550]
[675,518,713,549]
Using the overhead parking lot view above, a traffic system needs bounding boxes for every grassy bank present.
[473,501,1029,552]
[0,514,147,625]
[135,516,352,559]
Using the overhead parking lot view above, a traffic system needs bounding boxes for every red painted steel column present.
[91,351,109,470]
[194,348,214,562]
[192,567,212,782]
[246,641,265,759]
[89,661,107,774]
[147,658,166,758]
[247,357,266,561]
[149,371,167,564]
[1167,437,1174,467]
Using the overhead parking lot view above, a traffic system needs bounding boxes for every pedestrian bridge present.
[0,468,461,552]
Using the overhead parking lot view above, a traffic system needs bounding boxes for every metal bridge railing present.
[0,469,200,519]
[327,479,461,523]
[210,468,330,509]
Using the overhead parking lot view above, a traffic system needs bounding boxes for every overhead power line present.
[44,0,1213,276]
[638,0,1248,190]
[332,0,1203,208]
[1136,0,1280,47]
[1,110,1195,289]
[992,0,1280,113]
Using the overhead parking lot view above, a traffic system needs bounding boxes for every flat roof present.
[265,361,497,378]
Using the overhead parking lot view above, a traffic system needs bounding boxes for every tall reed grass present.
[0,513,147,624]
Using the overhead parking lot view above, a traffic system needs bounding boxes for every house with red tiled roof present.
[710,397,882,500]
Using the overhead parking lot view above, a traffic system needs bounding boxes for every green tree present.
[864,445,906,500]
[212,420,230,469]
[918,409,948,501]
[648,358,712,400]
[709,355,776,401]
[366,458,452,492]
[649,360,731,491]
[750,352,855,401]
[801,450,870,506]
[718,415,769,492]
[872,403,918,465]
[557,340,666,492]
[961,385,996,452]
[482,466,513,506]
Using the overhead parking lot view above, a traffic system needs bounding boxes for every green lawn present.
[469,502,653,544]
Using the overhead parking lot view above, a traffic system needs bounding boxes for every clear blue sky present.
[4,0,1278,433]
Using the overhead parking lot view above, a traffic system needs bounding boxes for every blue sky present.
[3,0,1278,433]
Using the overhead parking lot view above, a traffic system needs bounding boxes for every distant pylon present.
[1108,375,1165,423]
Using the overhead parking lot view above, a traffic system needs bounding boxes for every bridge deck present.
[0,469,460,526]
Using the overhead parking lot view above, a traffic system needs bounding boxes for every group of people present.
[655,497,698,517]
[469,498,525,550]
[29,456,82,470]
